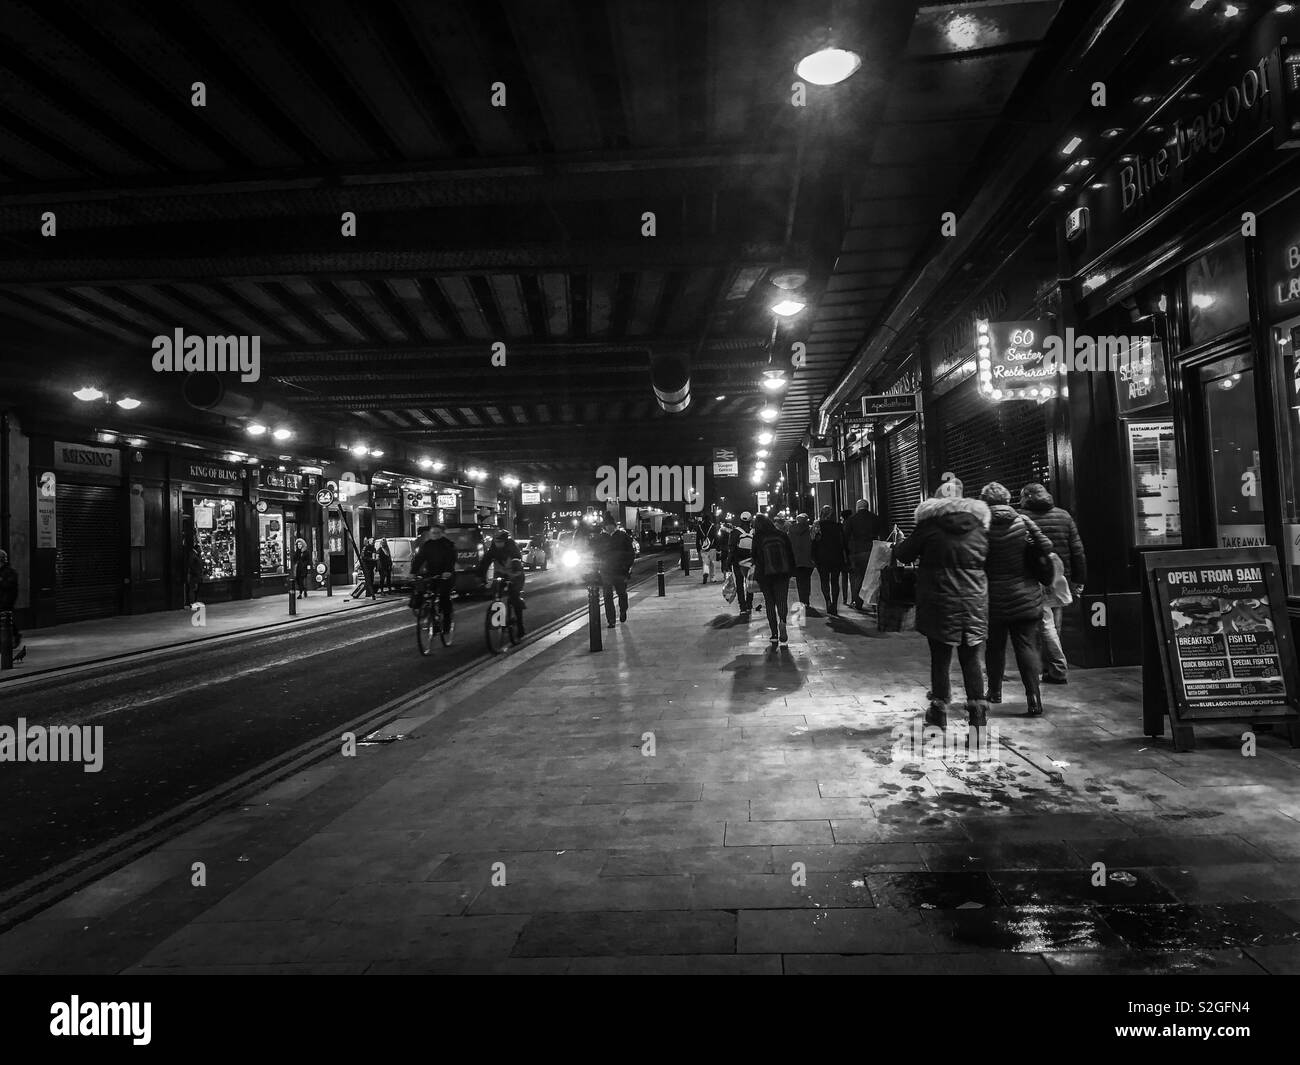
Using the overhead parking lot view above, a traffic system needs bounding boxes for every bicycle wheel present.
[484,598,509,654]
[416,602,436,656]
[507,599,523,645]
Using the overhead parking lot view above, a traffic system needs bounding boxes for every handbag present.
[1024,539,1054,585]
[1047,554,1073,605]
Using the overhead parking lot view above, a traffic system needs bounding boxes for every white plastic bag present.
[861,540,893,607]
[722,570,737,604]
[1047,553,1073,606]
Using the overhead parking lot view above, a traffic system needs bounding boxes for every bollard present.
[0,611,12,671]
[587,582,603,652]
[682,547,690,576]
[657,560,666,597]
[289,583,297,616]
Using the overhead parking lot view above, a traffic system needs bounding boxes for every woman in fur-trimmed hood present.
[892,483,991,728]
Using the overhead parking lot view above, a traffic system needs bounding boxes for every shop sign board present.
[436,492,458,509]
[36,470,56,549]
[978,320,1055,400]
[808,447,833,482]
[859,394,920,418]
[54,441,120,478]
[756,491,769,508]
[1115,338,1170,412]
[1142,547,1300,750]
[260,469,319,491]
[315,487,336,507]
[183,459,243,485]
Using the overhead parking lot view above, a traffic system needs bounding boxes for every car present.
[516,537,548,571]
[382,536,418,588]
[442,526,490,595]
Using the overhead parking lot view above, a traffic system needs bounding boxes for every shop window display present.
[259,510,286,574]
[192,497,238,580]
[1270,317,1300,593]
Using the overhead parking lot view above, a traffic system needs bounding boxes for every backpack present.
[735,530,753,555]
[759,534,791,576]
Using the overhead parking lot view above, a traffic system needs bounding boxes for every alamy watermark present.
[151,328,261,382]
[595,459,705,513]
[0,718,104,772]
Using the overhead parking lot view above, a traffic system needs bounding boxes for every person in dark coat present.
[838,508,854,604]
[811,505,849,616]
[787,513,815,612]
[292,537,310,598]
[1018,483,1087,685]
[751,513,797,645]
[726,512,755,615]
[376,538,393,592]
[183,540,203,608]
[597,513,636,627]
[0,548,25,662]
[981,482,1054,717]
[359,537,377,599]
[845,499,880,609]
[892,487,991,727]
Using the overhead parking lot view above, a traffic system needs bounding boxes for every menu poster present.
[1143,548,1300,750]
[1126,420,1181,547]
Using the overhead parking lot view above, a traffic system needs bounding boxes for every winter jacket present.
[811,518,849,571]
[751,527,796,579]
[0,563,17,611]
[1017,489,1087,584]
[892,496,990,645]
[787,521,815,569]
[185,548,204,581]
[727,524,754,564]
[377,542,393,574]
[985,505,1053,622]
[292,545,310,578]
[412,535,458,578]
[597,528,636,575]
[845,509,880,553]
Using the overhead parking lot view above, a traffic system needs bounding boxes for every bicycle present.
[414,579,454,655]
[484,573,523,653]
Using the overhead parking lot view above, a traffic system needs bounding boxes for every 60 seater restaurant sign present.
[976,319,1058,401]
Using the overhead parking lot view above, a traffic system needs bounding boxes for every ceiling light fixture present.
[757,431,774,445]
[432,461,446,473]
[247,423,267,435]
[772,299,805,317]
[272,427,292,441]
[762,369,788,391]
[350,444,369,456]
[116,397,141,410]
[759,406,779,422]
[418,457,433,469]
[770,269,809,291]
[371,449,384,458]
[794,47,862,86]
[73,386,103,402]
[1061,135,1083,155]
[1102,127,1125,139]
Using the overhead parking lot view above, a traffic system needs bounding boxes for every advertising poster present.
[1157,560,1289,710]
[36,470,57,549]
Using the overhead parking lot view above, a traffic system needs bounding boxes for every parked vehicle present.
[444,526,489,595]
[516,537,548,571]
[384,537,418,588]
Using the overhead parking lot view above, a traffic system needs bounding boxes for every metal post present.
[289,581,297,616]
[0,611,12,670]
[587,582,603,652]
[657,560,666,597]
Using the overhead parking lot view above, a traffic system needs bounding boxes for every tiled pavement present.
[4,571,1300,974]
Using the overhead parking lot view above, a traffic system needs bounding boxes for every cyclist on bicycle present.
[476,528,526,635]
[409,524,458,632]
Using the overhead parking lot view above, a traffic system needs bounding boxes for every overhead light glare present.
[73,386,103,402]
[350,444,369,456]
[116,397,141,410]
[272,427,292,440]
[772,299,806,317]
[758,406,779,422]
[794,47,862,86]
[247,422,267,436]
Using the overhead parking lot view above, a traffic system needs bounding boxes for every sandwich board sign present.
[1141,547,1300,751]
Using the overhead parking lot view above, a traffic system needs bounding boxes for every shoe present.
[967,700,989,728]
[13,646,26,664]
[769,633,779,642]
[619,609,626,622]
[852,598,864,610]
[924,700,947,728]
[986,685,1002,704]
[778,622,788,645]
[1042,674,1067,685]
[607,620,616,629]
[1026,691,1044,717]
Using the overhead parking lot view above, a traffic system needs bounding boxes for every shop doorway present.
[1196,350,1267,550]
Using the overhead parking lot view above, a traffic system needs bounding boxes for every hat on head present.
[740,511,752,520]
[980,481,1011,505]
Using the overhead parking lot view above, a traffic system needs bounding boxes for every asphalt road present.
[0,555,664,896]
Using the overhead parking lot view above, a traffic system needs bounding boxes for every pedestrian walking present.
[701,516,721,584]
[183,539,203,608]
[360,537,378,599]
[0,548,26,664]
[838,509,854,604]
[891,482,991,728]
[597,513,636,627]
[727,512,755,616]
[845,498,880,610]
[292,537,310,598]
[788,512,815,612]
[812,505,849,616]
[377,537,393,592]
[1018,483,1087,685]
[981,482,1054,717]
[752,513,796,645]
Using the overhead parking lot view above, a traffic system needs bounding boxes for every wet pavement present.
[2,566,1300,974]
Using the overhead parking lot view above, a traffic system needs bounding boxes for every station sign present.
[521,484,541,505]
[712,447,738,477]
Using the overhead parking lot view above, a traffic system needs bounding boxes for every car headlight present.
[563,550,580,567]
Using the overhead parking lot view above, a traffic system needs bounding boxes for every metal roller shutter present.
[55,483,122,622]
[884,421,921,535]
[939,381,1050,496]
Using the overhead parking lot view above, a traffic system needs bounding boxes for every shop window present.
[192,497,239,580]
[1270,317,1300,592]
[258,510,286,574]
[1124,420,1182,547]
[1185,238,1249,347]
[1200,360,1266,550]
